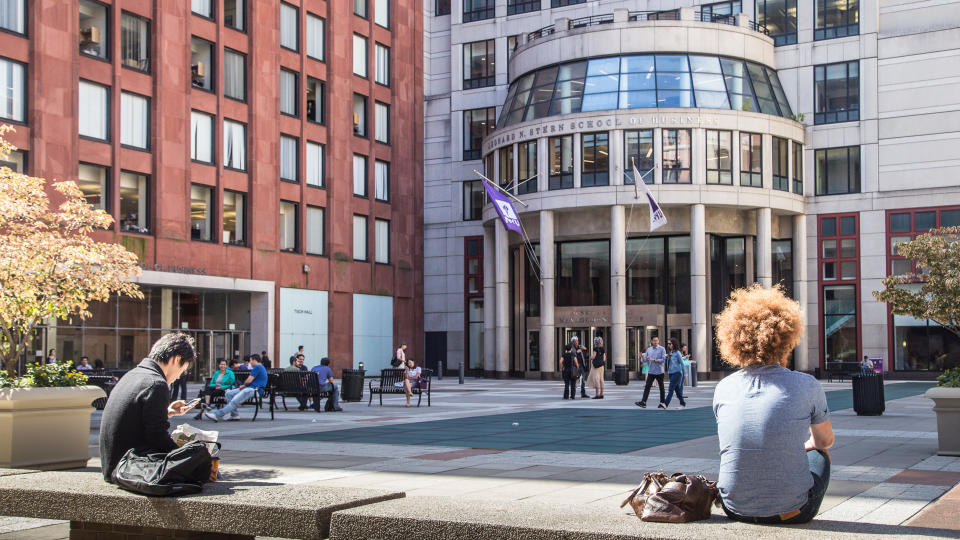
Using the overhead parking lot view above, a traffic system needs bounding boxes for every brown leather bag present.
[620,471,720,523]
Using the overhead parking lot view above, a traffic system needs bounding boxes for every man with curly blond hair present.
[712,285,834,525]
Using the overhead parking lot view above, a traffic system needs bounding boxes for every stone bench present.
[328,495,958,540]
[0,468,404,539]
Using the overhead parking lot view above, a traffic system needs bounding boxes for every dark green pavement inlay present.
[263,382,934,454]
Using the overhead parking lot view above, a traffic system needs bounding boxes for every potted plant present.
[926,368,960,456]
[0,362,106,469]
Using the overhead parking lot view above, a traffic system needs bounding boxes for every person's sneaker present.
[193,411,203,420]
[203,411,219,423]
[636,401,646,408]
[598,395,604,399]
[658,403,667,409]
[581,393,589,398]
[679,404,686,409]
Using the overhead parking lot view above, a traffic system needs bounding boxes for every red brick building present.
[0,0,423,375]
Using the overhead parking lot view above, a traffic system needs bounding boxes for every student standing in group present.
[587,337,606,399]
[636,336,666,408]
[561,344,578,400]
[571,336,588,398]
[663,338,687,409]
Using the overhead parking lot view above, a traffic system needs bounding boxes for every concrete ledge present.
[0,469,404,539]
[329,496,959,540]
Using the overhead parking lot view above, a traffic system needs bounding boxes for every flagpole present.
[473,170,529,208]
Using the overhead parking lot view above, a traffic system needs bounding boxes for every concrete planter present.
[926,386,960,456]
[0,386,106,469]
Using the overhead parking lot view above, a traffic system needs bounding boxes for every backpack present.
[111,441,219,497]
[390,356,402,368]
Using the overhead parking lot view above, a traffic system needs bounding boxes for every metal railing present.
[570,13,615,29]
[629,10,680,21]
[695,11,736,25]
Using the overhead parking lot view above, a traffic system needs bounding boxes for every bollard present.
[691,369,698,387]
[437,361,443,380]
[459,361,465,384]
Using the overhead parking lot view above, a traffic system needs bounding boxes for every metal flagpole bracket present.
[473,170,529,207]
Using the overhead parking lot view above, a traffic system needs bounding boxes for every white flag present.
[633,164,667,232]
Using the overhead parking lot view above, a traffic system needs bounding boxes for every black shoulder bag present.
[112,441,220,497]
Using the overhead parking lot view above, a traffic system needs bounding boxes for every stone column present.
[757,207,773,287]
[793,214,809,371]
[483,227,496,377]
[495,223,510,377]
[690,204,709,376]
[540,210,556,378]
[611,205,627,367]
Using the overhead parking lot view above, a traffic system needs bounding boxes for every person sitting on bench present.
[311,357,343,412]
[403,358,421,408]
[205,354,267,422]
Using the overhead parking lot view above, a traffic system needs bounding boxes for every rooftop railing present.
[526,9,768,44]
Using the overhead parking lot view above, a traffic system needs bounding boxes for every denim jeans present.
[215,386,256,419]
[664,371,686,407]
[723,449,831,525]
[562,373,577,398]
[321,382,340,410]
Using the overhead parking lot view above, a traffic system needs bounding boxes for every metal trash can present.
[341,369,366,402]
[814,367,821,380]
[852,373,885,416]
[614,365,630,386]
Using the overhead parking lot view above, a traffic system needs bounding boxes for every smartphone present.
[185,398,202,409]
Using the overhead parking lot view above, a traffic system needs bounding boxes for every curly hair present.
[715,284,803,368]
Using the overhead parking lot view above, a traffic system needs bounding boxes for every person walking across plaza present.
[713,284,833,525]
[205,355,267,422]
[587,337,605,399]
[636,336,666,408]
[571,336,588,398]
[663,338,687,409]
[561,344,579,399]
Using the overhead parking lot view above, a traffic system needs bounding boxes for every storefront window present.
[668,236,691,313]
[823,285,857,365]
[772,239,793,298]
[894,311,960,372]
[556,240,610,306]
[710,236,746,313]
[524,244,540,317]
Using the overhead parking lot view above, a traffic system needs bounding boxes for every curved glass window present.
[497,54,793,128]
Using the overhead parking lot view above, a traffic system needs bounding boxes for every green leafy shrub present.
[1,362,90,388]
[938,367,960,388]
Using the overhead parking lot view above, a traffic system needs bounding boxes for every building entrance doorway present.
[557,327,610,371]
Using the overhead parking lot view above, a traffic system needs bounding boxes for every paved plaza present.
[2,377,959,539]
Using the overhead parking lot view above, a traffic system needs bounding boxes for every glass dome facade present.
[497,54,793,128]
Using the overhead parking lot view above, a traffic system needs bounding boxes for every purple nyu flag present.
[482,180,523,233]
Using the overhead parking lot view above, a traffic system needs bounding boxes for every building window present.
[190,37,213,91]
[223,49,246,101]
[306,141,323,187]
[518,140,537,195]
[702,1,741,18]
[375,219,390,263]
[497,145,513,189]
[463,107,495,160]
[375,160,389,201]
[0,0,25,34]
[223,190,245,245]
[119,172,148,234]
[772,239,793,298]
[78,163,109,211]
[792,141,803,195]
[354,0,367,18]
[773,136,788,191]
[466,235,484,297]
[0,58,24,123]
[706,130,732,185]
[375,0,389,27]
[79,80,109,141]
[663,129,691,183]
[548,135,573,190]
[508,0,539,15]
[556,240,611,307]
[353,34,367,77]
[375,102,389,144]
[190,184,213,242]
[507,35,520,59]
[279,201,298,253]
[280,69,298,116]
[626,237,665,306]
[552,0,586,7]
[307,78,324,124]
[224,0,244,31]
[79,0,109,60]
[353,215,368,261]
[353,154,367,197]
[756,0,796,46]
[815,146,859,195]
[353,94,367,137]
[375,43,390,86]
[815,61,859,124]
[280,2,298,51]
[887,208,960,276]
[223,119,246,171]
[581,132,609,187]
[710,236,746,314]
[739,132,762,187]
[306,206,324,256]
[463,0,494,22]
[190,111,213,164]
[191,0,213,19]
[815,0,858,40]
[624,130,655,184]
[436,0,450,16]
[463,40,495,89]
[306,14,324,61]
[280,135,298,182]
[463,180,484,221]
[120,12,150,72]
[819,214,857,282]
[484,153,494,182]
[0,148,25,173]
[823,285,857,365]
[120,92,148,150]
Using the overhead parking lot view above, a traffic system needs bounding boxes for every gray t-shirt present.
[713,364,829,517]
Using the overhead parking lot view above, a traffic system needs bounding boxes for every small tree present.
[872,226,960,342]
[0,126,143,371]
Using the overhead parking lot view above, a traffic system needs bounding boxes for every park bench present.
[270,370,331,413]
[368,368,432,407]
[85,374,117,410]
[0,468,403,539]
[826,361,862,383]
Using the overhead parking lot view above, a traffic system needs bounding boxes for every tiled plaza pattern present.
[1,378,957,539]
